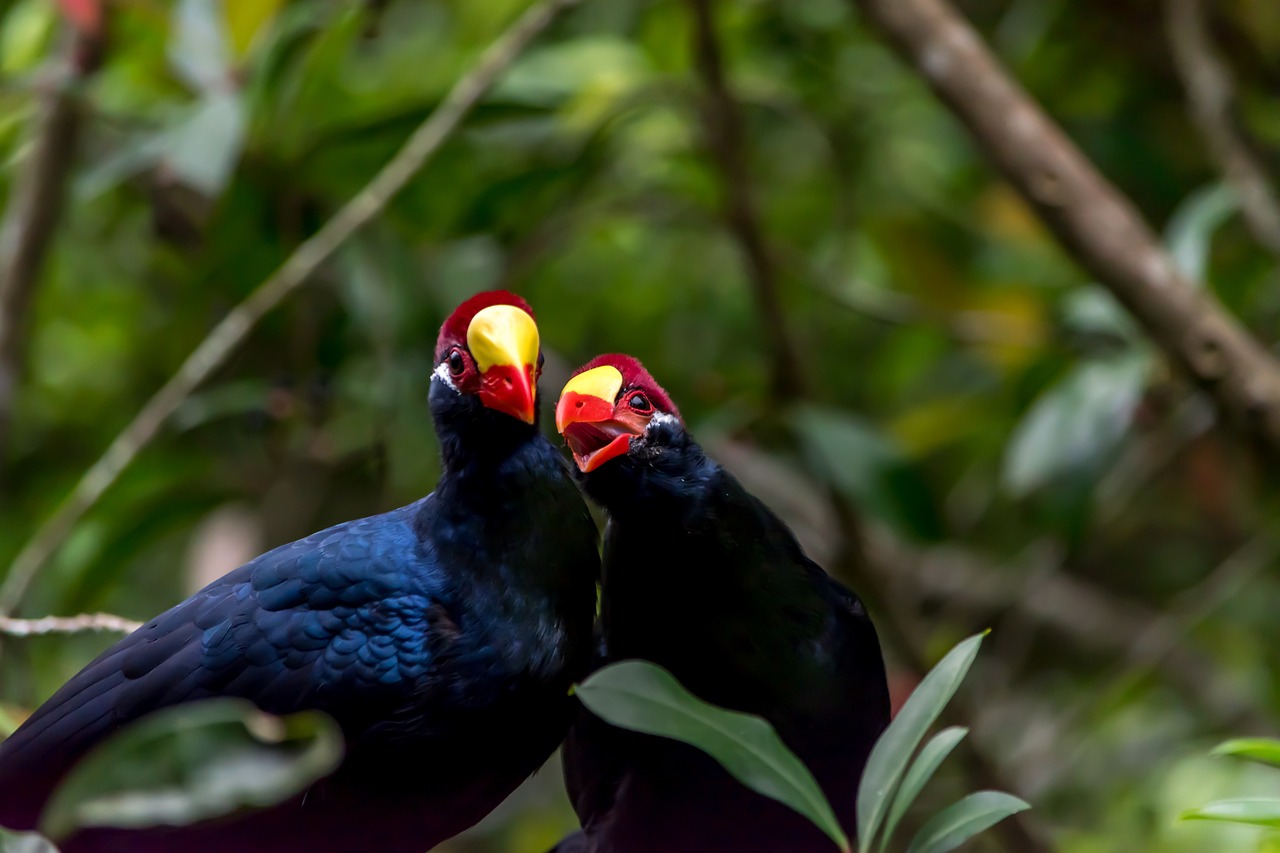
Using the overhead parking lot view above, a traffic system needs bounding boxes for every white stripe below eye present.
[433,362,460,392]
[648,412,679,430]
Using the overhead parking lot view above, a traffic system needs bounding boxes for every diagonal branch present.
[848,0,1280,453]
[0,24,105,467]
[0,0,584,617]
[686,0,803,404]
[1166,0,1280,259]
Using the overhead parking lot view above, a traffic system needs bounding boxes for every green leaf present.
[1060,287,1140,343]
[225,0,285,58]
[160,92,247,196]
[857,633,985,853]
[905,791,1031,853]
[0,704,22,740]
[0,829,59,853]
[1210,738,1280,768]
[0,0,56,75]
[170,0,232,93]
[576,660,850,852]
[1164,183,1237,281]
[40,699,343,842]
[1002,352,1150,496]
[1180,798,1280,829]
[879,726,968,850]
[794,405,943,542]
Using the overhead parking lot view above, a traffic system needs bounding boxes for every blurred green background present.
[3,0,1280,850]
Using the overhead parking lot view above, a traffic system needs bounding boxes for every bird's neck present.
[582,436,719,520]
[429,377,543,476]
[599,465,833,695]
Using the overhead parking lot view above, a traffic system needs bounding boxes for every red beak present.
[479,363,537,425]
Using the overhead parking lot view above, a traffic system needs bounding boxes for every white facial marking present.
[648,412,679,431]
[433,361,460,393]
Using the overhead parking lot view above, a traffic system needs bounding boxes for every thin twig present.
[0,24,105,464]
[848,0,1280,452]
[1167,0,1280,258]
[0,0,583,616]
[686,0,803,404]
[0,612,141,637]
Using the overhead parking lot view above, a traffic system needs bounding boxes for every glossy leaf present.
[1210,738,1280,768]
[1164,183,1237,282]
[160,92,247,196]
[576,660,849,852]
[879,726,968,850]
[40,699,343,842]
[1179,798,1280,829]
[0,829,59,853]
[1003,352,1150,496]
[170,0,231,93]
[857,633,985,853]
[905,791,1031,853]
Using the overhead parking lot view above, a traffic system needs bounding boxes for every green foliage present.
[39,699,343,842]
[575,660,850,852]
[1181,739,1280,833]
[3,0,1280,849]
[856,633,1028,853]
[880,726,968,848]
[0,829,58,853]
[904,791,1031,853]
[577,635,1027,853]
[1213,740,1280,769]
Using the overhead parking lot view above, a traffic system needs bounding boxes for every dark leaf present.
[40,700,343,841]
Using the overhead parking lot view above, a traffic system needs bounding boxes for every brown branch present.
[872,532,1274,732]
[686,0,803,404]
[0,25,105,464]
[0,0,583,617]
[1167,0,1280,258]
[848,0,1280,452]
[0,612,141,637]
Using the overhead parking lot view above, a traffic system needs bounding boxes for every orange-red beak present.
[556,365,639,472]
[467,305,539,424]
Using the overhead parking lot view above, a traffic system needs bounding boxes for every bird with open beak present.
[552,353,890,853]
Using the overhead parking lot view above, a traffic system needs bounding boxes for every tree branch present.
[686,0,803,404]
[0,612,141,637]
[1167,0,1280,259]
[0,24,105,466]
[0,0,583,617]
[848,0,1280,451]
[871,531,1274,732]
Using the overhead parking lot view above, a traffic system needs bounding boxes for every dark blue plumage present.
[553,356,890,853]
[0,293,599,853]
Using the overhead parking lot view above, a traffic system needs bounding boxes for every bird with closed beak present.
[0,291,599,853]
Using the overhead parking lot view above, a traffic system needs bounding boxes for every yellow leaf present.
[956,290,1047,370]
[225,0,284,59]
[975,184,1050,245]
[889,397,984,456]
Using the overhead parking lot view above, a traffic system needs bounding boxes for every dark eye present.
[447,349,466,376]
[628,392,652,412]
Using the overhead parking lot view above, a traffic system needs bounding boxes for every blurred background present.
[2,0,1280,850]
